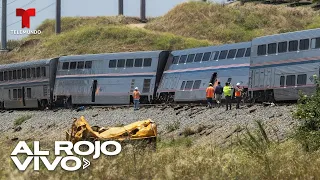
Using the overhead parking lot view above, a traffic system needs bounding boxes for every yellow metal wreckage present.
[66,116,157,148]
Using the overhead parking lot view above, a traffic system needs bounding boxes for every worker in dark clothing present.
[214,82,223,108]
[223,82,232,111]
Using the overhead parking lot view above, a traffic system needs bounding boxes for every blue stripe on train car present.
[250,59,320,69]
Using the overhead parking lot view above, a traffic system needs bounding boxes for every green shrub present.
[165,120,180,133]
[293,75,320,151]
[14,115,32,126]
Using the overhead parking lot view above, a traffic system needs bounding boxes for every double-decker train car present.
[156,42,252,102]
[54,51,169,106]
[0,58,58,109]
[249,28,320,102]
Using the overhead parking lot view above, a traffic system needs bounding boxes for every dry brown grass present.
[1,138,320,180]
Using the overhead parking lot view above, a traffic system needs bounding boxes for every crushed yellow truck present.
[66,116,157,149]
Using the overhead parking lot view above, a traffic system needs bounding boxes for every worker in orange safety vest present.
[235,82,243,109]
[133,87,140,111]
[206,83,215,108]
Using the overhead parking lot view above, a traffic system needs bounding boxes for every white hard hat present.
[236,83,241,86]
[209,83,213,85]
[135,87,138,90]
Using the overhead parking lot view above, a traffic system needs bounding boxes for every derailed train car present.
[0,58,58,109]
[157,42,251,102]
[54,51,169,106]
[249,28,320,102]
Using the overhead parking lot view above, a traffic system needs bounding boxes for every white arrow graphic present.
[83,158,90,169]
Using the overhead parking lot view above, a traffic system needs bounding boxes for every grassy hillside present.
[3,2,320,64]
[0,16,210,64]
[145,2,320,44]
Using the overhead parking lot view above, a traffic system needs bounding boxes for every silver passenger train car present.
[157,42,252,102]
[54,51,169,105]
[0,58,58,109]
[249,28,320,101]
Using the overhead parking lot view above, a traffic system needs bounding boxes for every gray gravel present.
[0,104,299,145]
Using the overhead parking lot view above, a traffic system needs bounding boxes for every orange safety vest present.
[235,87,242,97]
[133,91,140,99]
[206,86,214,98]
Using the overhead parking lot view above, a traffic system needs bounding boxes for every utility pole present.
[118,0,123,15]
[140,0,146,22]
[1,0,7,50]
[56,0,61,34]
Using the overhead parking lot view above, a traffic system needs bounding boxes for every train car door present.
[264,68,272,88]
[22,87,26,106]
[91,80,98,102]
[210,72,217,84]
[259,69,265,87]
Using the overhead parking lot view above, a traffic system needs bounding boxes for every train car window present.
[142,79,151,93]
[245,48,251,57]
[41,67,46,77]
[77,62,84,69]
[299,39,309,50]
[4,71,8,81]
[36,67,41,77]
[227,78,232,83]
[126,59,134,67]
[194,53,203,62]
[278,41,287,53]
[268,43,277,54]
[202,52,211,61]
[109,60,117,68]
[289,40,298,51]
[172,56,180,64]
[236,48,245,58]
[62,62,69,70]
[70,62,77,69]
[0,72,3,81]
[257,44,267,56]
[218,50,228,60]
[134,58,143,67]
[31,68,35,78]
[117,59,125,68]
[180,81,186,90]
[186,54,195,63]
[227,49,236,59]
[8,90,11,99]
[27,88,31,98]
[286,75,296,86]
[85,61,92,69]
[22,69,26,79]
[212,51,219,60]
[179,55,187,64]
[17,70,21,79]
[27,69,31,78]
[13,89,17,99]
[297,74,307,85]
[143,58,152,67]
[9,71,12,80]
[13,70,17,80]
[193,80,201,89]
[185,81,194,90]
[18,89,22,99]
[280,76,285,87]
[311,38,320,49]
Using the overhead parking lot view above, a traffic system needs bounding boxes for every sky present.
[1,0,224,41]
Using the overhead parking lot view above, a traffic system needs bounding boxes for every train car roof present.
[59,50,167,61]
[0,59,51,70]
[171,41,252,55]
[252,28,320,45]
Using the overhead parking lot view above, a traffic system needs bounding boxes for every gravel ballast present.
[0,104,299,145]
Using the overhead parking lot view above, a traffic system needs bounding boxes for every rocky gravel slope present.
[0,103,298,145]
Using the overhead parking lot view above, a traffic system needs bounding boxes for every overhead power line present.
[7,2,55,28]
[0,0,20,8]
[7,0,37,16]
